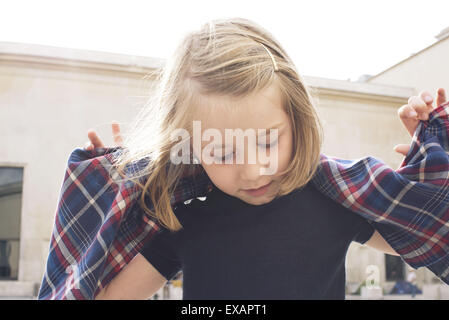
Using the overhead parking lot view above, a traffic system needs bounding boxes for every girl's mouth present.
[243,181,272,197]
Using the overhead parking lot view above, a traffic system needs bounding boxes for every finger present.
[418,90,434,112]
[83,141,92,150]
[87,129,105,148]
[409,95,430,120]
[111,120,124,147]
[398,104,419,136]
[436,88,447,107]
[393,144,411,156]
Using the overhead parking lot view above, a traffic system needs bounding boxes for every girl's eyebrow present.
[259,122,285,136]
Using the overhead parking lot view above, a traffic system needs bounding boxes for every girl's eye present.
[213,139,279,161]
[217,152,234,161]
[258,139,278,149]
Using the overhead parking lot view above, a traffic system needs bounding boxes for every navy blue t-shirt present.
[140,182,375,300]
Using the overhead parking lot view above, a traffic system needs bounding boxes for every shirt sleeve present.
[139,227,182,281]
[353,218,376,245]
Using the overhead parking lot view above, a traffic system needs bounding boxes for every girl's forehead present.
[191,84,287,131]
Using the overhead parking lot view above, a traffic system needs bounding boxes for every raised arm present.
[362,88,448,257]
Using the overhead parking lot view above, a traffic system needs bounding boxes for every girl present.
[39,18,449,300]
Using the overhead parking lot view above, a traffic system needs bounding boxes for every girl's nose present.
[240,162,264,182]
[239,144,269,182]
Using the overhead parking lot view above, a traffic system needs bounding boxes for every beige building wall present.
[306,76,412,167]
[0,41,438,298]
[0,42,163,297]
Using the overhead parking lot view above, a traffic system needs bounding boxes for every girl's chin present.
[243,195,276,206]
[238,190,278,205]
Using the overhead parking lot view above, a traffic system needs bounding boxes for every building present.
[366,26,449,94]
[0,30,447,299]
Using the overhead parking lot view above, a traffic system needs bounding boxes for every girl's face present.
[192,83,293,205]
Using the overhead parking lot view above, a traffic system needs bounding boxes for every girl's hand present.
[84,120,123,150]
[394,88,447,156]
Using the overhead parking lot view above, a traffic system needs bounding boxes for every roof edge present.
[304,76,414,99]
[0,41,165,72]
[0,41,414,99]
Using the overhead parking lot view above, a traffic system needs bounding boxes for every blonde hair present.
[110,17,323,231]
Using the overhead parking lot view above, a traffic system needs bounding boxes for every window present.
[385,254,405,282]
[0,167,23,280]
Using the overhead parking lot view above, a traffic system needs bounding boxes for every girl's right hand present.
[394,88,447,156]
[84,120,123,150]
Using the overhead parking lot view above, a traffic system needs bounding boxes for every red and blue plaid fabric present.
[38,102,449,299]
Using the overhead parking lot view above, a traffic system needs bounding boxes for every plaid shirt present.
[38,102,449,299]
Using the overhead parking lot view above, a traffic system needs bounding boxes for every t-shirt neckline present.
[205,184,305,211]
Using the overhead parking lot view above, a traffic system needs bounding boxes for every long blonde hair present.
[110,17,323,231]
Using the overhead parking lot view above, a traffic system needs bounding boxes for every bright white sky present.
[1,0,448,81]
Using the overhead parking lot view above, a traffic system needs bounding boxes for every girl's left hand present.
[84,120,123,150]
[394,88,446,156]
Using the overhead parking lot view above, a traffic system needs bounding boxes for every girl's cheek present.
[203,164,237,191]
[276,135,293,172]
